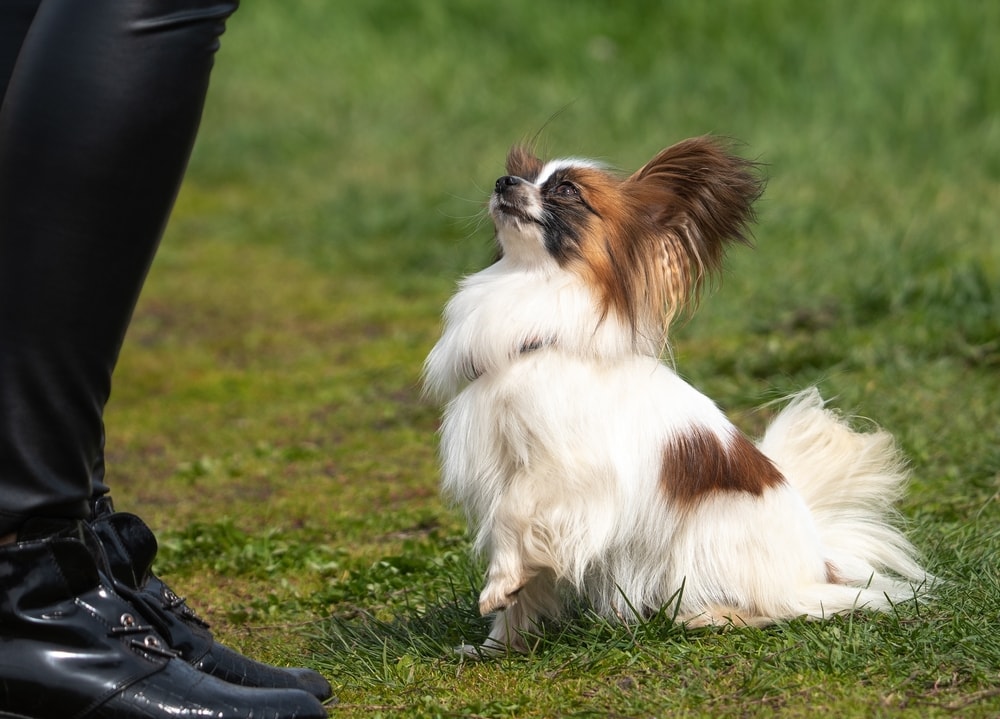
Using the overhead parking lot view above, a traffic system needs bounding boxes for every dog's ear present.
[623,136,765,314]
[505,144,544,181]
[626,136,764,259]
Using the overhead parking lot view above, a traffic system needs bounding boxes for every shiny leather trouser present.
[0,0,239,535]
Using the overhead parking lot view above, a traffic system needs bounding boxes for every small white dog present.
[424,137,929,654]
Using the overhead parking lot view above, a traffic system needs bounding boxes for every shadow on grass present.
[310,570,699,689]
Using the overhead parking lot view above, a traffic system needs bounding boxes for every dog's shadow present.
[313,579,706,681]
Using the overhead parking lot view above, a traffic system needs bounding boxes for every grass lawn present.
[105,2,999,717]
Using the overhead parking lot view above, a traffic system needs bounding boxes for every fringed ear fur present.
[623,136,766,319]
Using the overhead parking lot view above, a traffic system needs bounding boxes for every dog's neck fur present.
[423,259,661,402]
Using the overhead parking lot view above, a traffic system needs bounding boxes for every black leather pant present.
[0,0,239,535]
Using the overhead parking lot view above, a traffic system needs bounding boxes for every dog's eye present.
[552,181,579,197]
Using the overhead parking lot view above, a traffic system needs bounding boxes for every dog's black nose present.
[495,175,521,193]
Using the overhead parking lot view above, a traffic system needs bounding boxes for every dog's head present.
[489,137,765,334]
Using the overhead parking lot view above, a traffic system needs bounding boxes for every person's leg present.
[0,0,40,103]
[0,0,235,534]
[0,0,42,546]
[0,0,331,709]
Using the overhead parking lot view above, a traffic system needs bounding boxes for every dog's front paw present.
[478,579,523,616]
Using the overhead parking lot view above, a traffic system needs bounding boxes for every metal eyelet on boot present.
[161,585,185,610]
[110,612,153,636]
[133,633,180,659]
[161,584,203,622]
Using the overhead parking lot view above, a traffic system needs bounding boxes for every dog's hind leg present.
[676,603,775,629]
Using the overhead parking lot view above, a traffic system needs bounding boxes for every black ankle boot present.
[0,525,327,719]
[89,498,333,701]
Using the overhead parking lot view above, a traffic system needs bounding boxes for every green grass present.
[104,1,1000,716]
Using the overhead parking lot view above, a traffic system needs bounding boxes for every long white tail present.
[758,388,931,611]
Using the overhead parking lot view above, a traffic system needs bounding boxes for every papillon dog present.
[424,136,930,655]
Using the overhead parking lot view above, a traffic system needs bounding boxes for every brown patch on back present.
[825,560,844,585]
[660,426,786,507]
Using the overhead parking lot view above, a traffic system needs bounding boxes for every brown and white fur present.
[423,137,930,655]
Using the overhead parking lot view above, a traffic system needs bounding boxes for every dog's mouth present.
[491,195,539,226]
